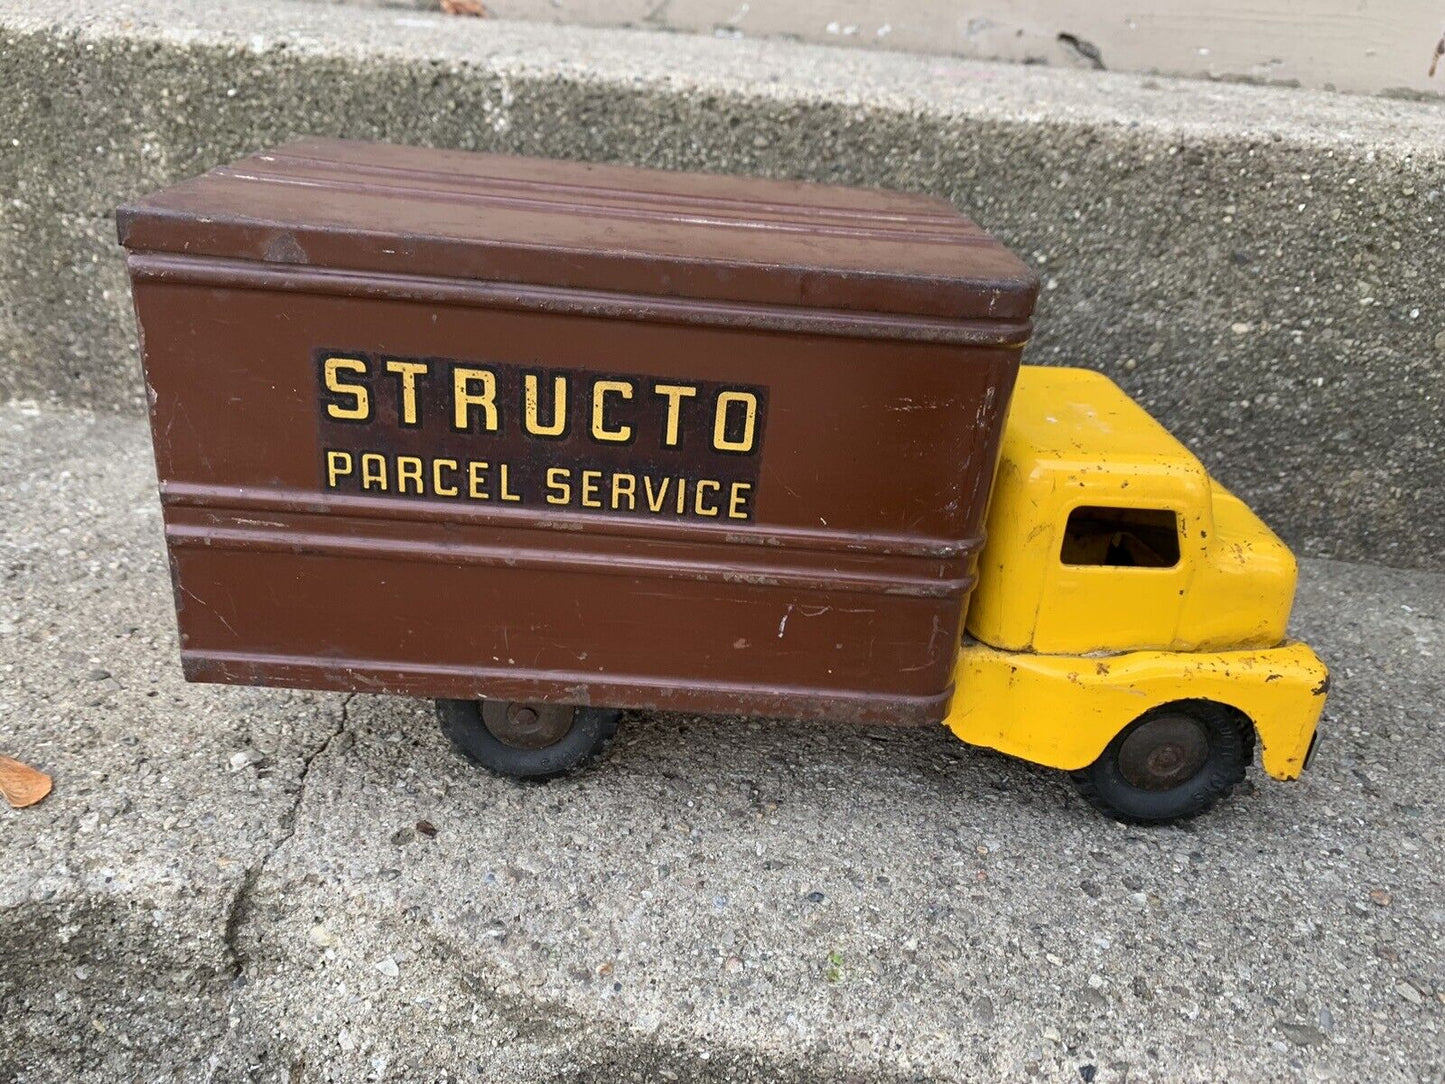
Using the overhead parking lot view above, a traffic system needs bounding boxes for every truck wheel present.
[1071,701,1254,824]
[436,699,621,780]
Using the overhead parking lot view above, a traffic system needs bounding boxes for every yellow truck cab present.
[947,367,1328,822]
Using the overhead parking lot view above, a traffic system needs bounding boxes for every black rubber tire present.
[436,699,621,780]
[1071,700,1255,824]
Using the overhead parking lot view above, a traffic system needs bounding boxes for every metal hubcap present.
[480,700,576,750]
[1117,715,1210,791]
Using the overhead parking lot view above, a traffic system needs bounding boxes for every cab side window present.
[1060,507,1180,568]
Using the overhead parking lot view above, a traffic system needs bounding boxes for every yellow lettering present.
[545,467,572,505]
[580,469,603,508]
[727,482,753,520]
[325,450,353,488]
[323,357,370,421]
[468,460,491,500]
[652,383,698,447]
[694,479,722,517]
[643,476,670,513]
[713,391,758,453]
[611,472,636,510]
[432,458,459,497]
[360,453,388,491]
[591,380,634,443]
[499,463,521,502]
[453,367,498,432]
[524,374,567,437]
[396,456,423,495]
[384,359,430,426]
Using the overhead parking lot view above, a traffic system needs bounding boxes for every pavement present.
[2,0,1444,572]
[1,399,1442,1082]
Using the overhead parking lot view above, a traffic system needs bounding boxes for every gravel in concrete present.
[1,400,1441,1082]
[0,0,1443,570]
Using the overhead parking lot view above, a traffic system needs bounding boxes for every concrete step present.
[1,399,1442,1081]
[1,0,1444,573]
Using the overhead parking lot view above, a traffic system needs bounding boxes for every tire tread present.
[436,699,621,780]
[1071,700,1254,825]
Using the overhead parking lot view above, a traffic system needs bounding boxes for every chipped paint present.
[777,604,794,639]
[947,639,1327,779]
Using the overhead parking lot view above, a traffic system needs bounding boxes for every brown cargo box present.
[118,139,1038,726]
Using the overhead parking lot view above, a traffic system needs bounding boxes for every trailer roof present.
[117,139,1038,326]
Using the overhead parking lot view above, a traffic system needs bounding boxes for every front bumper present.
[944,639,1329,779]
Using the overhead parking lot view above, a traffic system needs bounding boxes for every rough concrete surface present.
[1,402,1442,1081]
[0,0,1443,571]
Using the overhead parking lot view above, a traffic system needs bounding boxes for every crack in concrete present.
[221,692,356,979]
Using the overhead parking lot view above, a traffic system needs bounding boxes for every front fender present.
[945,640,1328,779]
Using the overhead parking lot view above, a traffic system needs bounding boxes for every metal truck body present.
[118,140,1326,820]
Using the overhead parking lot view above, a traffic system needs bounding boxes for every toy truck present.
[117,139,1327,823]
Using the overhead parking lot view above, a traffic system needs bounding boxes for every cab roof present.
[1001,367,1207,484]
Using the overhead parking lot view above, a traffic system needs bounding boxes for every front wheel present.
[1071,700,1254,824]
[436,699,621,780]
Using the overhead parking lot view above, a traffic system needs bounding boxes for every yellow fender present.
[945,640,1328,780]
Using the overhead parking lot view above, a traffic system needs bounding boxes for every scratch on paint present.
[778,603,794,639]
[925,614,946,655]
[181,586,237,638]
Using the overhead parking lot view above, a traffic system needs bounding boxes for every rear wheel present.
[436,698,621,780]
[1071,700,1254,824]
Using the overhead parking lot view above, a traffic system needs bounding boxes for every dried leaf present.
[441,0,486,15]
[0,755,52,809]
